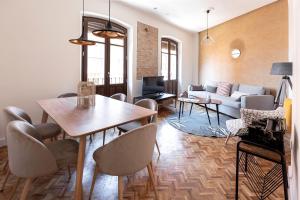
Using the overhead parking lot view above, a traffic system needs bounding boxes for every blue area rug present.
[166,109,233,137]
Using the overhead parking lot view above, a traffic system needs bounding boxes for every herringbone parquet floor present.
[0,106,290,200]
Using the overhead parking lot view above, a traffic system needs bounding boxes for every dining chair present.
[4,106,61,141]
[41,92,78,139]
[89,123,158,200]
[101,93,127,145]
[117,99,160,155]
[6,120,79,200]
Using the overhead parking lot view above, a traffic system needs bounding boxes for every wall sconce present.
[231,49,241,59]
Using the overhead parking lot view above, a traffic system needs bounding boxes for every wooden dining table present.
[38,95,157,200]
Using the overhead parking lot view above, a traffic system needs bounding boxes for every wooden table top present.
[38,95,157,137]
[178,96,222,105]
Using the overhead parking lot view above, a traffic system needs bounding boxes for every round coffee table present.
[177,97,222,125]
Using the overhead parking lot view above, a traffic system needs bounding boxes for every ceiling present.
[116,0,277,32]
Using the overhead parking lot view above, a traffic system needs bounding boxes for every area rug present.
[166,108,233,137]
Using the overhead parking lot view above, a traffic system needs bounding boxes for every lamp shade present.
[271,62,293,75]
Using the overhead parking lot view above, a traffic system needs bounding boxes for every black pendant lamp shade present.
[92,0,126,38]
[69,0,96,46]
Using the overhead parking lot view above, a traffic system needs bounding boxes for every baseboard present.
[0,137,6,147]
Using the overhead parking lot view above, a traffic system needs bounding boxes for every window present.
[161,38,178,81]
[82,17,127,96]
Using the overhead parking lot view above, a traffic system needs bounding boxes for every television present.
[142,76,165,96]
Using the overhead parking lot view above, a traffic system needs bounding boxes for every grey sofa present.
[187,83,275,118]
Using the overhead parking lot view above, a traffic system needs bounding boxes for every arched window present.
[161,38,178,95]
[82,17,127,96]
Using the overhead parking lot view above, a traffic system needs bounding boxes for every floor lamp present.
[271,62,293,108]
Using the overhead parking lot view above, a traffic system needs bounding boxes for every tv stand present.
[133,93,177,108]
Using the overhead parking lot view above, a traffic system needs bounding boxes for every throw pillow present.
[240,107,285,126]
[231,91,249,101]
[206,85,217,93]
[190,85,204,91]
[216,82,232,96]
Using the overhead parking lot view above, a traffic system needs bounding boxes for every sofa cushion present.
[231,91,249,101]
[188,90,208,98]
[190,84,204,91]
[210,94,241,109]
[238,84,265,95]
[216,82,232,96]
[206,85,217,93]
[231,84,239,95]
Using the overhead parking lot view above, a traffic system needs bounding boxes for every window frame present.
[161,38,178,81]
[81,16,128,88]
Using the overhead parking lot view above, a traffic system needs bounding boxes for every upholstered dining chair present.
[4,106,61,141]
[89,123,158,200]
[101,93,127,145]
[6,120,79,200]
[41,92,78,139]
[117,99,160,155]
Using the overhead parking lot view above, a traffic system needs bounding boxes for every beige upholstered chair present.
[110,93,127,102]
[89,123,158,200]
[6,121,79,200]
[4,106,61,141]
[101,93,127,145]
[117,99,160,155]
[41,93,78,139]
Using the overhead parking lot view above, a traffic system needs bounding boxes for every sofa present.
[187,83,275,118]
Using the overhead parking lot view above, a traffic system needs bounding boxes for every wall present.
[198,0,288,92]
[0,0,198,145]
[289,0,300,198]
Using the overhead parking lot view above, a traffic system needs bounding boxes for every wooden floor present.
[0,106,289,200]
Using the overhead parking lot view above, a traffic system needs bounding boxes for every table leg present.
[204,105,211,125]
[75,136,86,200]
[182,102,184,115]
[178,102,182,120]
[216,104,220,126]
[41,111,49,123]
[189,103,193,116]
[174,99,177,108]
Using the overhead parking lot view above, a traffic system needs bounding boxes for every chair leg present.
[67,165,72,182]
[118,130,122,136]
[63,131,66,139]
[118,176,123,200]
[103,130,106,146]
[147,164,158,200]
[89,166,98,200]
[1,160,8,172]
[155,140,161,155]
[0,169,10,192]
[20,178,32,200]
[225,132,232,145]
[8,177,20,200]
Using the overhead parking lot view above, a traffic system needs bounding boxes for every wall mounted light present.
[231,49,241,59]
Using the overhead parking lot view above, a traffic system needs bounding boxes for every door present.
[161,38,178,96]
[82,17,127,97]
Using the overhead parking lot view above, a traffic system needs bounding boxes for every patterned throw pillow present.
[240,107,285,126]
[216,82,232,96]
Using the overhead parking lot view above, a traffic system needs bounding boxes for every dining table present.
[38,94,157,200]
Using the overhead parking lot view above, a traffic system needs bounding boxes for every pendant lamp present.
[202,9,215,45]
[92,0,126,38]
[69,0,96,46]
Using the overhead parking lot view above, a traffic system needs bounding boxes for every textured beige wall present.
[199,0,288,93]
[137,22,158,80]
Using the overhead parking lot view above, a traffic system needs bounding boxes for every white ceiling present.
[116,0,277,32]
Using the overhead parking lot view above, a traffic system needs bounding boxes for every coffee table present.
[178,97,222,125]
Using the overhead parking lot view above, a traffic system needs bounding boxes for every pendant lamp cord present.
[206,10,209,39]
[109,0,111,23]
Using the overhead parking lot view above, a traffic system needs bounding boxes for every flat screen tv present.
[142,76,165,96]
